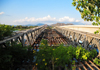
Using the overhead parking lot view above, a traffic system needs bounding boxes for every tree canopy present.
[72,0,100,25]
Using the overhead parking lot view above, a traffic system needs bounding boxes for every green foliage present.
[71,60,76,70]
[36,39,52,69]
[0,24,14,40]
[72,60,75,65]
[90,49,97,59]
[93,57,100,66]
[53,45,68,67]
[53,45,76,67]
[36,39,97,69]
[94,30,99,34]
[40,39,48,47]
[14,25,38,31]
[75,45,97,60]
[0,43,34,70]
[46,26,52,29]
[75,46,90,60]
[36,46,53,70]
[72,0,100,25]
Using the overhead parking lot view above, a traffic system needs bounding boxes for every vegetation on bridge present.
[35,39,97,70]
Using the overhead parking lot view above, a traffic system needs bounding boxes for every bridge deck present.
[32,29,73,49]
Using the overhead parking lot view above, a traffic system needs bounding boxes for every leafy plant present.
[13,25,37,31]
[93,57,100,66]
[0,42,34,70]
[0,24,14,40]
[53,45,68,67]
[72,0,100,25]
[89,49,97,59]
[71,60,76,70]
[75,45,96,60]
[36,39,98,69]
[36,41,76,69]
[36,46,53,70]
[40,39,48,47]
[94,30,99,34]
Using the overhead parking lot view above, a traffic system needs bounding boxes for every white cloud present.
[75,20,80,22]
[0,12,4,15]
[14,15,56,23]
[59,16,75,22]
[14,15,91,25]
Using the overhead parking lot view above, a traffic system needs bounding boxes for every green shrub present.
[93,58,100,66]
[35,39,97,69]
[0,43,34,70]
[0,24,14,40]
[40,39,48,47]
[76,45,97,60]
[90,49,97,59]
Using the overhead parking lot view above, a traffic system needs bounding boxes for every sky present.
[0,0,92,25]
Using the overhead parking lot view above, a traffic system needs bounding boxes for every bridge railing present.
[0,25,45,47]
[54,26,100,58]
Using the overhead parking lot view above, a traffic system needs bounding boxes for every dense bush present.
[0,43,34,70]
[35,39,97,70]
[93,57,100,66]
[0,24,14,40]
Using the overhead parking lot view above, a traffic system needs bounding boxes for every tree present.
[72,0,100,25]
[0,24,14,40]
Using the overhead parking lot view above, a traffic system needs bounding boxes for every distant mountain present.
[25,24,34,26]
[66,23,74,25]
[26,23,44,26]
[36,23,45,26]
[50,23,74,26]
[71,22,85,25]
